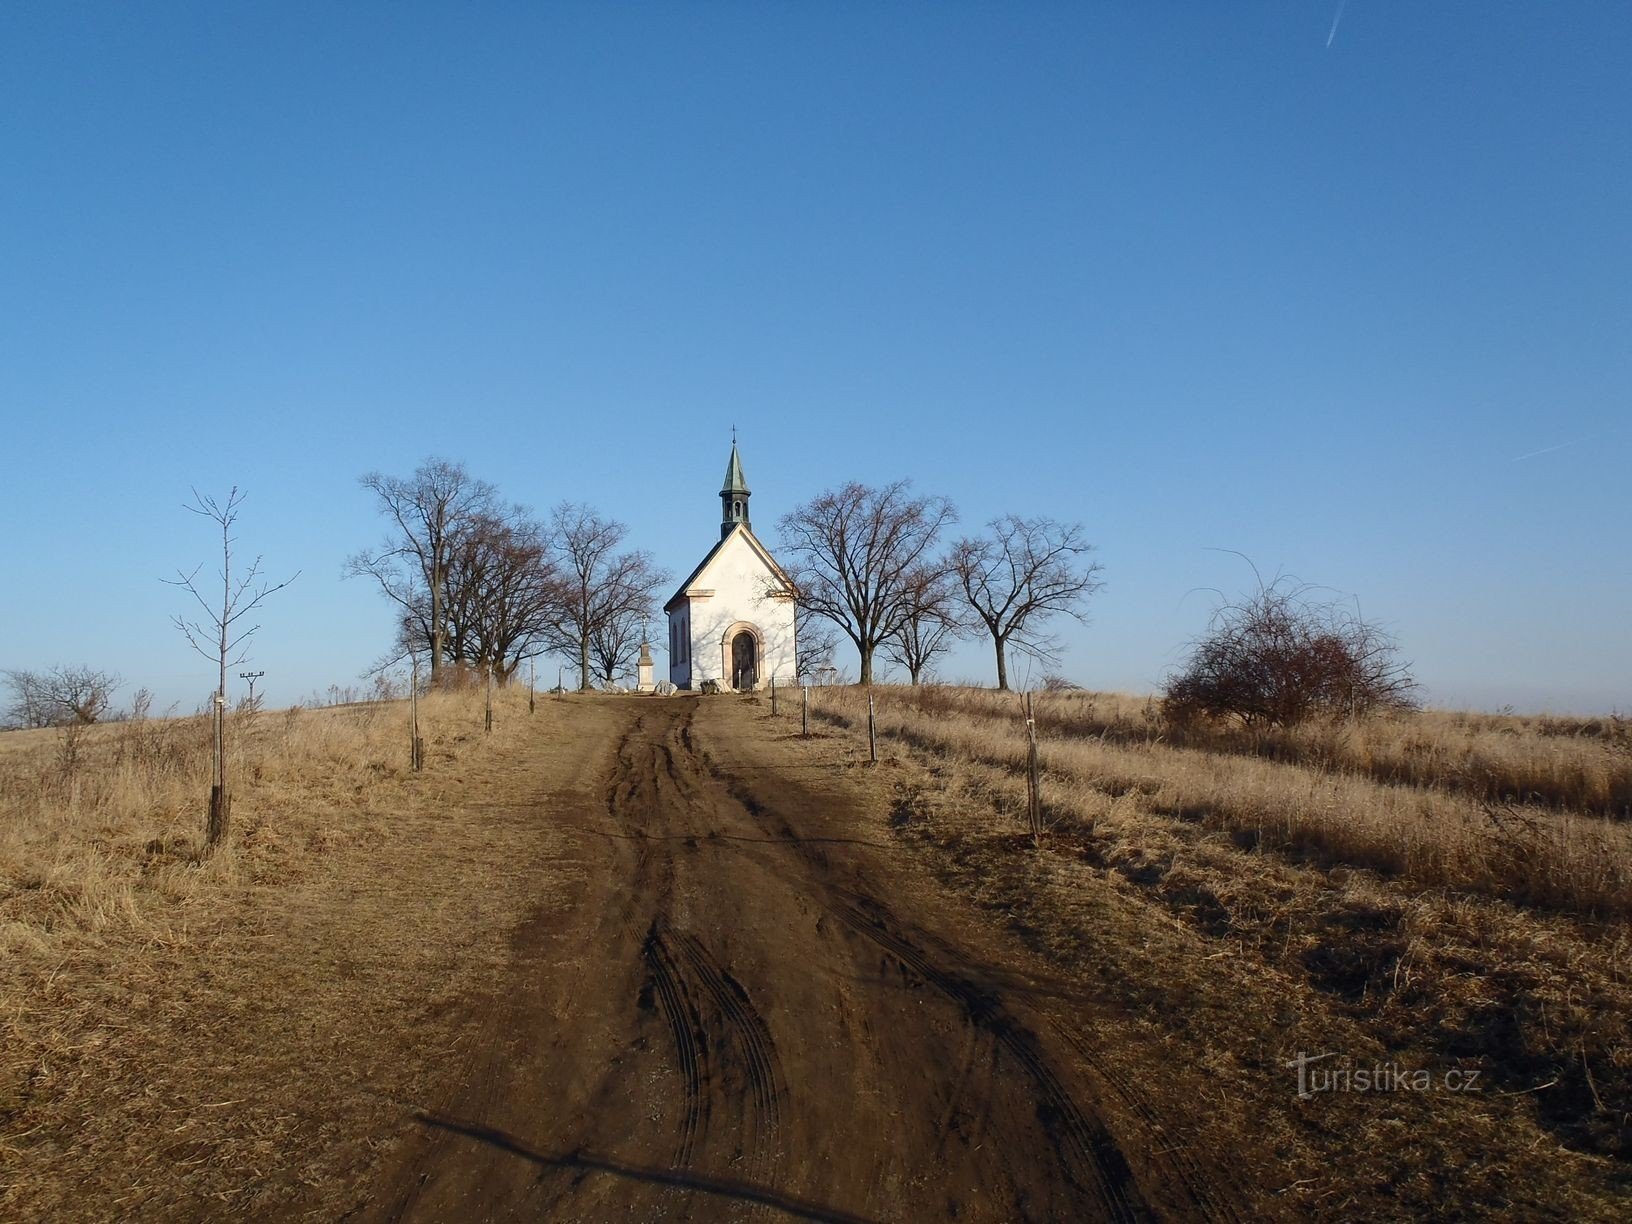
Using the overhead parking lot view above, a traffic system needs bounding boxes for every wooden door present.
[731,631,757,690]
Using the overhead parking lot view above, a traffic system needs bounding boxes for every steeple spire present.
[720,438,751,539]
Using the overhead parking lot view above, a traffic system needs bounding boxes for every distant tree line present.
[347,458,666,691]
[776,481,1103,689]
[777,481,1414,721]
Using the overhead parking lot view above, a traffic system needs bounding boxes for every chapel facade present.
[664,443,797,691]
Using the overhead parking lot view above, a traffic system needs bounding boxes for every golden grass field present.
[2,683,1628,1217]
[830,686,1632,915]
[1,695,467,960]
[803,685,1631,1173]
[0,687,587,1215]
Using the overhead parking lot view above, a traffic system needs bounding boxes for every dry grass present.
[833,685,1632,918]
[6,682,1628,1216]
[803,683,1632,1179]
[0,686,593,1217]
[0,694,468,959]
[1029,689,1632,816]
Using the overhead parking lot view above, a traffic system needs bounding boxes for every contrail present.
[1326,0,1348,48]
[1510,427,1623,463]
[1510,441,1573,463]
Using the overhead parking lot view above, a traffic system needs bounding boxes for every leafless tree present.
[953,515,1103,690]
[442,509,565,679]
[794,601,840,681]
[1164,576,1418,727]
[367,509,565,683]
[347,459,496,685]
[882,563,967,685]
[167,487,296,848]
[778,481,957,686]
[2,666,123,728]
[589,608,648,687]
[544,503,667,691]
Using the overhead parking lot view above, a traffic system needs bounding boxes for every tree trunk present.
[580,637,591,691]
[211,522,231,848]
[859,644,874,686]
[430,514,444,683]
[994,637,1009,690]
[909,663,922,685]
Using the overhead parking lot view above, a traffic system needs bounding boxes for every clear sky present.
[2,3,1627,714]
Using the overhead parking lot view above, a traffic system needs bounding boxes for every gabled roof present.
[664,524,793,613]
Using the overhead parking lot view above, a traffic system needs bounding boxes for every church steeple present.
[720,436,751,539]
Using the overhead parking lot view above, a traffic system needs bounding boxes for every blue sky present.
[2,3,1627,713]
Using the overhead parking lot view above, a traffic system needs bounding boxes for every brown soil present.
[365,697,1249,1222]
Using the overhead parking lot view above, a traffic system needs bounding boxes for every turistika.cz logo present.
[1286,1051,1482,1100]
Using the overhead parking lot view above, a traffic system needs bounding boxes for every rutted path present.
[367,698,1240,1222]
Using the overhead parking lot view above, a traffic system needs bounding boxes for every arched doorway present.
[730,629,758,691]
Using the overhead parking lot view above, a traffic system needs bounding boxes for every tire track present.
[603,715,677,941]
[639,919,787,1192]
[673,931,785,1183]
[686,711,1241,1220]
[1052,1024,1250,1224]
[826,894,1147,1224]
[642,925,709,1171]
[629,707,786,1191]
[672,699,1146,1216]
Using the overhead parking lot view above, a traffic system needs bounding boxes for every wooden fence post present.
[1024,690,1042,844]
[209,691,229,845]
[802,684,809,738]
[771,673,778,715]
[485,665,494,733]
[868,687,878,764]
[410,655,424,771]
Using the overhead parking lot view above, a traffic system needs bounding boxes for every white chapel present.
[664,442,797,691]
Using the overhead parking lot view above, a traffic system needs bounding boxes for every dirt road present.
[366,697,1244,1223]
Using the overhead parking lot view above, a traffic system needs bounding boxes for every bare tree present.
[794,601,840,681]
[443,509,564,679]
[544,503,667,691]
[1164,576,1418,727]
[167,487,296,849]
[589,607,647,687]
[2,666,122,728]
[882,563,967,685]
[2,670,54,729]
[347,459,496,685]
[366,509,564,683]
[953,515,1104,690]
[778,481,957,686]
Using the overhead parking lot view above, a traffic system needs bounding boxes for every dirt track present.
[367,696,1244,1223]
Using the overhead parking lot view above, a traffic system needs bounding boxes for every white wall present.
[669,530,796,690]
[666,604,692,688]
